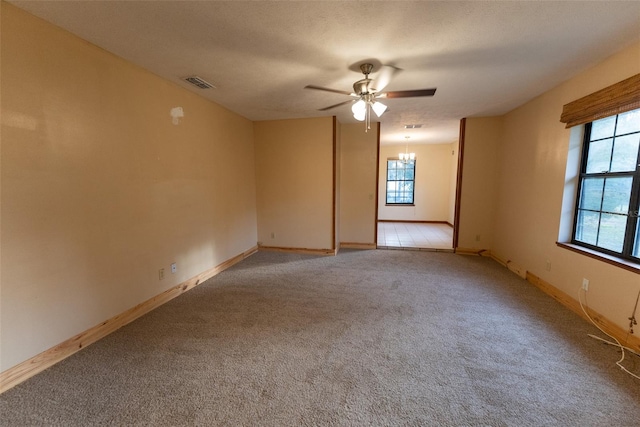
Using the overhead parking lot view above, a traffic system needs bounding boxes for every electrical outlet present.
[171,263,177,274]
[159,268,165,280]
[545,260,551,271]
[582,278,589,291]
[270,232,275,239]
[475,234,481,242]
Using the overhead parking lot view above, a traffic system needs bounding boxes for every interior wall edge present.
[0,245,258,395]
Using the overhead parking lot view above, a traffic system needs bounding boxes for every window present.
[572,108,640,262]
[386,159,415,205]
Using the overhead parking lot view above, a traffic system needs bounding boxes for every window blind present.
[560,73,640,128]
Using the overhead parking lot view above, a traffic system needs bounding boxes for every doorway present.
[375,132,461,251]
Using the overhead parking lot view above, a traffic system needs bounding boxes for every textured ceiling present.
[9,1,640,146]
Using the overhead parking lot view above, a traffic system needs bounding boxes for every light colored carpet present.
[1,249,639,426]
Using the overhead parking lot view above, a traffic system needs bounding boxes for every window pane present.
[615,109,640,135]
[387,169,397,180]
[601,177,632,213]
[585,138,613,173]
[579,178,604,211]
[591,115,616,140]
[610,134,640,172]
[575,210,599,245]
[404,181,414,193]
[387,176,400,203]
[597,213,627,253]
[406,168,415,180]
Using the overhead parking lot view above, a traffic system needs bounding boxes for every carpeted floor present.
[1,249,639,426]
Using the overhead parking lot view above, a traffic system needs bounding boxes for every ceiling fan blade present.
[318,99,355,111]
[304,85,353,96]
[380,88,437,98]
[370,65,399,92]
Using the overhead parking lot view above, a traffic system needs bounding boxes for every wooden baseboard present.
[526,271,640,354]
[378,220,450,224]
[488,251,507,266]
[258,245,336,256]
[339,242,377,250]
[487,251,527,278]
[0,245,258,394]
[455,247,490,256]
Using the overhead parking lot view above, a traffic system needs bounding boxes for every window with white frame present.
[386,159,415,205]
[572,108,640,261]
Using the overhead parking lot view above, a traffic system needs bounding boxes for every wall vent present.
[183,76,215,89]
[404,124,422,129]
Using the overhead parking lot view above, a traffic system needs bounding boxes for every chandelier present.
[399,136,415,163]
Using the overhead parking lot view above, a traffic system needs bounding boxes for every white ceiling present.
[9,1,640,147]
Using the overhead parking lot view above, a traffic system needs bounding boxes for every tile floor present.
[377,221,453,250]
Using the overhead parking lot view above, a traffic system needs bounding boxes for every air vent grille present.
[184,76,215,89]
[404,124,422,129]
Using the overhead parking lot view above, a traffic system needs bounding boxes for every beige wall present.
[490,41,640,331]
[457,117,502,250]
[254,117,335,250]
[1,4,257,371]
[378,143,454,222]
[339,123,378,245]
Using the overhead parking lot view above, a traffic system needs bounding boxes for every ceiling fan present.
[304,63,437,131]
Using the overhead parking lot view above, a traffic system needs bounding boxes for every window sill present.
[385,204,415,207]
[556,242,640,275]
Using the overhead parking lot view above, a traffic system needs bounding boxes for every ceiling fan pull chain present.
[366,102,370,132]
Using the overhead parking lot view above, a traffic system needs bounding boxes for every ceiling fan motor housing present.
[353,78,374,95]
[354,63,376,95]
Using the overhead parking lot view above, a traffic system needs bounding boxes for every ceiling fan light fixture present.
[371,101,387,117]
[352,99,366,114]
[352,99,366,121]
